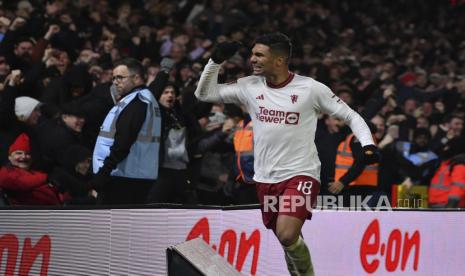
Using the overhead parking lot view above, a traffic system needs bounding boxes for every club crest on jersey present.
[291,94,298,104]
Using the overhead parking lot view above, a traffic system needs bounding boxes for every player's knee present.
[275,228,299,247]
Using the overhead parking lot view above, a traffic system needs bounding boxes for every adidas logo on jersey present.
[256,94,264,100]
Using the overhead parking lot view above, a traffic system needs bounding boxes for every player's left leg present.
[275,215,314,276]
[274,175,320,275]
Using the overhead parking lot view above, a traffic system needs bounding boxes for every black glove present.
[211,41,241,64]
[362,144,380,165]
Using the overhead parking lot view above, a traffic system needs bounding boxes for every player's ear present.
[274,55,285,67]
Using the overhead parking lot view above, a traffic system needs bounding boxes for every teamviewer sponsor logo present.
[256,106,300,125]
[285,112,299,125]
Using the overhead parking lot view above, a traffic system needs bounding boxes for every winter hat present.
[15,96,41,122]
[155,82,179,100]
[61,102,85,117]
[9,133,31,154]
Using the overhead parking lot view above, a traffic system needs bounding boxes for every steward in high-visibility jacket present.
[334,134,378,187]
[93,88,161,180]
[232,117,254,184]
[429,154,465,208]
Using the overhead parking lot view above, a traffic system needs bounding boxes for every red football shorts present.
[255,175,320,230]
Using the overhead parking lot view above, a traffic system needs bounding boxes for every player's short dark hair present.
[114,58,145,80]
[255,33,292,62]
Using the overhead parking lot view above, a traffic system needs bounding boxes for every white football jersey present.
[195,60,374,183]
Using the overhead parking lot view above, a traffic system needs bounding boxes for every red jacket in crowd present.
[0,166,62,205]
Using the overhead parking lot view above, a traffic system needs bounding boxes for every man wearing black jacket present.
[91,58,170,204]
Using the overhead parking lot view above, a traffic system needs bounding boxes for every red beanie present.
[9,133,31,154]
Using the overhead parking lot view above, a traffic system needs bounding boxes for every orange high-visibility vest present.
[449,164,465,207]
[429,161,451,206]
[429,162,465,207]
[334,134,378,187]
[233,120,254,183]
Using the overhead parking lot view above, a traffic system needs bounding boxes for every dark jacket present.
[36,117,84,172]
[315,119,349,189]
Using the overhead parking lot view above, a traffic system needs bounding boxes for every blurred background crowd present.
[0,0,464,207]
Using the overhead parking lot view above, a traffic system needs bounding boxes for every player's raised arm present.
[313,80,380,164]
[195,41,244,104]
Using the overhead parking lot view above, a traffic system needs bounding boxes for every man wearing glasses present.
[92,58,164,204]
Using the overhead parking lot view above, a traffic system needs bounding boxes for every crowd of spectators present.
[0,0,464,207]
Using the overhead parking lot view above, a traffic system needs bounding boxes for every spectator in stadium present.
[48,144,97,205]
[230,109,259,204]
[430,114,464,158]
[73,81,115,150]
[391,97,418,141]
[36,102,86,172]
[0,69,47,168]
[429,153,465,208]
[315,115,349,195]
[91,58,165,204]
[379,128,439,198]
[328,123,379,207]
[0,17,11,44]
[192,106,236,205]
[371,115,386,141]
[40,63,93,109]
[2,33,34,71]
[0,50,11,82]
[147,83,190,204]
[415,100,442,126]
[442,77,465,114]
[0,133,62,205]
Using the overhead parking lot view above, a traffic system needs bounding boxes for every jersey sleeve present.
[312,80,375,147]
[194,59,247,105]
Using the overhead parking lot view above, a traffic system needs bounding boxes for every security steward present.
[92,58,162,204]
